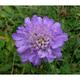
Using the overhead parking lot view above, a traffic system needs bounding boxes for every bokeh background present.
[0,6,80,74]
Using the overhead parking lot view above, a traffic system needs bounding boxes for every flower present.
[12,15,68,66]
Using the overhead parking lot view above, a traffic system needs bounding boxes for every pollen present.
[36,36,49,49]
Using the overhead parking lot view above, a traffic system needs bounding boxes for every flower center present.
[31,33,50,50]
[35,36,49,50]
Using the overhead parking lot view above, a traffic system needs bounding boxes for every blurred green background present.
[0,6,80,74]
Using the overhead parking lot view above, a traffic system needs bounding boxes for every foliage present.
[0,6,80,74]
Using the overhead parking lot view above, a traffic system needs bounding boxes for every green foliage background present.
[0,6,80,74]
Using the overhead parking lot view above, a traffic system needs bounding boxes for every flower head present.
[12,15,68,65]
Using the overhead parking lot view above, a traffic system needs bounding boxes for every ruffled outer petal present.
[46,54,56,62]
[29,54,41,65]
[38,49,55,62]
[15,40,25,48]
[17,46,27,53]
[20,55,40,66]
[17,26,27,35]
[51,33,68,49]
[53,48,62,59]
[45,49,56,62]
[24,17,31,25]
[20,52,30,63]
[12,33,25,41]
[31,15,42,24]
[51,22,63,35]
[38,50,47,58]
[43,16,54,28]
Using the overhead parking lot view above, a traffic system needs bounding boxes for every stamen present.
[35,36,49,49]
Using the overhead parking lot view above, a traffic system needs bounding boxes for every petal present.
[20,52,30,63]
[32,56,41,65]
[24,17,33,32]
[12,33,25,40]
[38,50,46,58]
[29,54,35,62]
[46,54,55,62]
[31,15,42,25]
[46,49,56,62]
[58,33,68,41]
[24,17,31,25]
[20,49,32,63]
[53,48,62,59]
[16,30,27,36]
[43,16,54,27]
[51,33,68,49]
[17,26,26,34]
[51,40,64,49]
[16,29,30,39]
[17,46,27,53]
[15,40,25,48]
[52,22,63,35]
[44,48,52,57]
[18,26,25,30]
[29,54,41,65]
[47,48,52,55]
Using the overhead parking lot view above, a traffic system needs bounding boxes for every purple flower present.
[12,15,68,66]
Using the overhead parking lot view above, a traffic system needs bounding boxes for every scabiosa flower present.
[12,15,68,66]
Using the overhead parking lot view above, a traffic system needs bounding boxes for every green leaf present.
[0,40,5,48]
[0,64,12,73]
